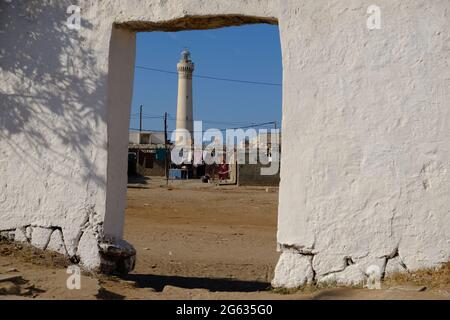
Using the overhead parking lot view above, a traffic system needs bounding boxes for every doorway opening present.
[113,16,283,294]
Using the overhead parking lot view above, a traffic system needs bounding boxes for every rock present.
[0,274,22,283]
[121,280,137,286]
[318,265,367,287]
[98,239,136,274]
[46,229,68,255]
[20,288,32,296]
[30,227,53,250]
[0,230,15,241]
[25,227,32,240]
[14,228,28,243]
[77,228,102,271]
[0,281,21,295]
[271,250,314,288]
[162,285,186,294]
[385,256,408,275]
[61,227,82,257]
[24,284,35,290]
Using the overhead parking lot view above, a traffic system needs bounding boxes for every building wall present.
[129,131,140,144]
[129,131,165,145]
[134,149,166,177]
[275,0,449,288]
[238,164,280,187]
[137,162,165,177]
[150,132,165,145]
[0,0,448,284]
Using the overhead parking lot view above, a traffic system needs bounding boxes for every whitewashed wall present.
[0,0,448,284]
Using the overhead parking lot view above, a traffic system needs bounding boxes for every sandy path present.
[0,177,448,299]
[123,178,280,291]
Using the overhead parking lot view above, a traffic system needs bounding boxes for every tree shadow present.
[0,1,107,190]
[122,273,271,293]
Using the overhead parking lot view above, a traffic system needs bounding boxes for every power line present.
[135,65,282,87]
[228,121,277,130]
[164,115,278,127]
[130,120,279,133]
[143,116,165,119]
[135,114,279,127]
[143,113,167,118]
[141,113,280,125]
[131,115,165,119]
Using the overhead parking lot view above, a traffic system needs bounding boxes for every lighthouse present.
[175,49,195,146]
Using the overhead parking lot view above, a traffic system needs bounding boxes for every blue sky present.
[130,24,282,133]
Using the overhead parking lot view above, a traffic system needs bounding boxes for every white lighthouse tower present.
[175,49,195,146]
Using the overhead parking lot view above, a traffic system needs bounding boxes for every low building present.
[237,131,281,186]
[128,130,168,177]
[129,130,165,145]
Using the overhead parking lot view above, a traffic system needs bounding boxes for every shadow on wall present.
[0,0,106,188]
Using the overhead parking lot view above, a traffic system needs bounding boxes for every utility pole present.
[139,105,143,132]
[137,105,143,169]
[164,112,169,186]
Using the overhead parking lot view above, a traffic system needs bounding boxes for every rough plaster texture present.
[0,0,449,284]
[47,229,68,256]
[276,0,449,287]
[30,227,53,250]
[272,249,315,288]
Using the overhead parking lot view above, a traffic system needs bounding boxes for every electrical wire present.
[135,65,282,87]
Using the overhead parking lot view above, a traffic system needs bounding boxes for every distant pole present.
[274,121,277,130]
[139,105,143,132]
[164,112,169,186]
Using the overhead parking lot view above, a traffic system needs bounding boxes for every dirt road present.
[123,177,279,291]
[0,177,448,299]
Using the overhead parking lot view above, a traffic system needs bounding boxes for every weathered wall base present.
[272,243,447,289]
[0,226,135,274]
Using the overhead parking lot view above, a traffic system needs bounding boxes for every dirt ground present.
[0,176,449,300]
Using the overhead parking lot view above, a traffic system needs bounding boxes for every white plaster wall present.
[104,26,136,240]
[0,0,112,268]
[1,0,449,283]
[129,131,141,144]
[0,0,276,271]
[276,0,450,286]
